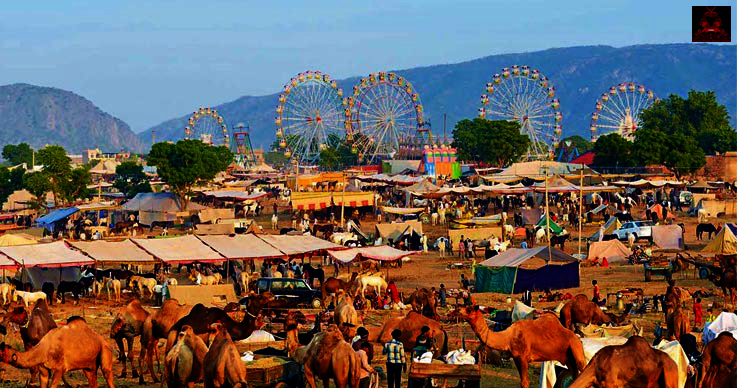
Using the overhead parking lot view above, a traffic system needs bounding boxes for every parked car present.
[239,277,322,309]
[612,221,654,242]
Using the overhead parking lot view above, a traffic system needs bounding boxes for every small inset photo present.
[692,6,731,42]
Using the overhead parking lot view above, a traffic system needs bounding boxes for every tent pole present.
[226,259,230,285]
[545,169,551,262]
[341,172,346,228]
[578,168,583,258]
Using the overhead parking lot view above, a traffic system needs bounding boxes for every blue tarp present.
[513,261,580,293]
[35,207,79,227]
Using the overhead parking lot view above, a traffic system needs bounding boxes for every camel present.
[19,299,64,387]
[139,299,195,384]
[293,323,360,388]
[709,267,737,307]
[377,311,448,357]
[665,306,690,341]
[203,323,247,388]
[700,332,737,388]
[189,269,221,285]
[404,288,439,319]
[355,274,387,299]
[106,278,121,302]
[0,317,115,388]
[559,294,631,331]
[321,272,358,305]
[165,325,209,388]
[451,305,585,388]
[129,275,157,299]
[110,299,149,379]
[334,292,358,340]
[570,336,678,388]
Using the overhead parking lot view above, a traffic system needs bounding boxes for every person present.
[153,282,164,306]
[438,284,447,307]
[693,298,703,327]
[413,326,431,358]
[466,238,474,258]
[601,257,609,268]
[438,238,446,258]
[458,236,465,259]
[592,280,601,304]
[383,329,406,388]
[421,234,428,253]
[705,308,716,324]
[522,289,532,307]
[273,202,278,215]
[520,240,528,249]
[460,274,470,290]
[352,327,374,362]
[357,341,374,388]
[598,225,605,242]
[387,280,400,304]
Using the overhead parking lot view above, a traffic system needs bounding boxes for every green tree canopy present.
[318,133,358,170]
[36,145,73,207]
[113,161,152,199]
[0,166,26,210]
[555,135,592,159]
[451,118,530,166]
[147,139,233,209]
[2,143,34,167]
[592,133,634,173]
[62,167,92,203]
[24,172,52,209]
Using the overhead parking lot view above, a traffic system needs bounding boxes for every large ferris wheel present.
[184,107,229,147]
[347,72,426,164]
[479,65,562,160]
[590,82,656,141]
[275,70,346,165]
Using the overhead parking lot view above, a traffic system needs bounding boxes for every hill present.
[0,83,144,154]
[140,43,736,151]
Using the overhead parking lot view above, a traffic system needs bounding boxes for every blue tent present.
[474,246,580,293]
[35,207,79,230]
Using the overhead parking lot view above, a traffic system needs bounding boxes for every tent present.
[345,220,369,241]
[691,199,726,218]
[35,207,79,229]
[642,204,676,220]
[375,221,423,241]
[193,223,236,235]
[258,234,343,257]
[0,241,94,267]
[587,240,631,262]
[703,312,737,345]
[474,246,580,293]
[132,235,224,263]
[89,160,120,175]
[687,180,717,193]
[403,180,439,195]
[589,217,621,241]
[448,227,502,251]
[0,234,37,247]
[328,246,417,263]
[651,225,684,250]
[123,192,207,225]
[69,240,156,264]
[196,234,285,260]
[702,224,737,255]
[15,267,82,289]
[536,216,564,234]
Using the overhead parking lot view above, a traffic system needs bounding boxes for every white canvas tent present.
[197,234,285,260]
[328,245,417,263]
[587,239,631,262]
[69,240,156,264]
[122,192,207,225]
[258,234,343,256]
[131,235,224,263]
[0,241,94,267]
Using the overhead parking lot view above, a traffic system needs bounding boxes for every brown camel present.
[404,288,439,319]
[570,336,678,388]
[202,323,247,388]
[110,299,149,379]
[140,298,194,384]
[20,299,64,387]
[700,332,737,388]
[559,294,631,331]
[665,306,690,341]
[451,305,585,388]
[293,323,360,388]
[334,291,359,340]
[164,325,209,388]
[321,272,358,304]
[0,317,115,388]
[376,310,448,357]
[709,267,737,307]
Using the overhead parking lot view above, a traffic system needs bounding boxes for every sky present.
[1,0,734,132]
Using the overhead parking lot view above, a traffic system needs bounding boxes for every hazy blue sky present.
[1,0,734,131]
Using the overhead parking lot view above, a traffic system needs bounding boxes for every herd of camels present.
[0,277,734,388]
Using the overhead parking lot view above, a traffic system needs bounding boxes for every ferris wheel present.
[590,82,656,141]
[184,107,229,147]
[275,70,346,165]
[347,72,426,164]
[479,65,561,160]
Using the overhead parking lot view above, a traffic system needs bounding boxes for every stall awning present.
[36,207,79,226]
[291,192,333,211]
[258,234,344,256]
[69,240,156,264]
[197,234,285,260]
[0,241,94,268]
[131,235,224,264]
[328,246,417,263]
[332,192,374,207]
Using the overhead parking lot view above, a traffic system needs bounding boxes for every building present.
[82,148,132,164]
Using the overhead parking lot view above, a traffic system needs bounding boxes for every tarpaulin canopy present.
[451,214,502,227]
[375,221,423,241]
[474,260,579,294]
[0,241,94,268]
[328,245,417,263]
[702,224,737,255]
[703,312,737,345]
[196,234,285,259]
[403,180,439,195]
[0,234,37,247]
[36,207,79,227]
[193,223,236,235]
[536,216,564,234]
[692,199,726,218]
[123,192,207,225]
[131,235,224,264]
[382,207,424,215]
[479,246,578,268]
[258,234,343,256]
[332,192,374,207]
[688,180,717,190]
[290,192,332,211]
[69,240,156,263]
[588,239,631,262]
[652,225,684,250]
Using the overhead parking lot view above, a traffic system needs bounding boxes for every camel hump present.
[717,331,735,339]
[67,316,86,324]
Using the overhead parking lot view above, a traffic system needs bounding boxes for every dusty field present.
[0,202,732,388]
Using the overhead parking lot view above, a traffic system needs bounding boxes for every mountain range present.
[0,43,734,155]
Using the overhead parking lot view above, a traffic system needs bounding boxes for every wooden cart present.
[643,261,673,282]
[243,355,303,388]
[408,362,481,388]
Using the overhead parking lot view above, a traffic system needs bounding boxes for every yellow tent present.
[702,224,737,255]
[0,234,37,246]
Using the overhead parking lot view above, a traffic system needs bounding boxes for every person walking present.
[356,341,375,388]
[383,329,406,388]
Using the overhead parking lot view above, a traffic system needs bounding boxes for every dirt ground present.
[0,201,731,388]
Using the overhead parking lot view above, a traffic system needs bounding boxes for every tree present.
[24,172,52,210]
[264,151,288,169]
[662,133,706,180]
[451,118,530,166]
[318,134,358,170]
[2,143,34,167]
[147,139,233,209]
[555,135,592,159]
[35,145,72,207]
[61,167,92,203]
[113,161,152,199]
[699,127,737,155]
[592,133,634,173]
[0,166,27,210]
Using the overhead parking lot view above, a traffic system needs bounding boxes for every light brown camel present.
[451,305,585,388]
[376,310,448,357]
[665,306,690,341]
[334,291,359,340]
[321,272,358,304]
[293,323,360,388]
[0,317,115,388]
[202,323,247,388]
[140,298,194,384]
[20,299,67,387]
[699,331,737,388]
[403,288,439,319]
[570,336,678,388]
[164,325,209,388]
[559,294,631,331]
[110,299,149,379]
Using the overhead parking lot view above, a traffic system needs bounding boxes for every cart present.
[242,355,303,388]
[408,362,481,388]
[680,255,723,280]
[643,261,673,282]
